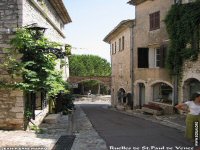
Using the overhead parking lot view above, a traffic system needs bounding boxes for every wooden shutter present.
[159,45,167,68]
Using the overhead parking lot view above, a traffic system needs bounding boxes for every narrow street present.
[80,104,194,149]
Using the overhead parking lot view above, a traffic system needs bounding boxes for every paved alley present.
[81,104,195,149]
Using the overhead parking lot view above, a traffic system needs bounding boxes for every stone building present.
[104,20,134,109]
[127,0,200,114]
[128,0,174,114]
[0,0,71,130]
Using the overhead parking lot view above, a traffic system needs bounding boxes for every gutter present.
[30,0,66,38]
[130,23,135,108]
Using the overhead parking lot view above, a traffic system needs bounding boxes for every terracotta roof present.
[128,0,147,5]
[103,19,135,43]
[49,0,72,24]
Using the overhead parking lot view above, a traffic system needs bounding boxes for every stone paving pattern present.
[0,115,69,149]
[71,105,107,150]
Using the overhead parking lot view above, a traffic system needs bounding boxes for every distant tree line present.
[69,55,111,76]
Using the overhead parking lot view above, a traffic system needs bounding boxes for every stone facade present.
[132,0,174,110]
[180,54,200,102]
[0,0,24,130]
[0,0,71,130]
[104,20,134,107]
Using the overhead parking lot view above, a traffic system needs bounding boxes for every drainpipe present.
[130,23,135,108]
[173,65,178,106]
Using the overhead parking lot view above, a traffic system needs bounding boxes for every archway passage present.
[183,78,200,101]
[68,76,111,95]
[117,88,126,104]
[68,76,111,87]
[152,82,173,104]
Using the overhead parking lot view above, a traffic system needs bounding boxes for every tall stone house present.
[104,20,134,109]
[129,0,200,113]
[0,0,71,130]
[105,0,200,114]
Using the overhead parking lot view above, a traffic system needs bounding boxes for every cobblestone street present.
[0,115,69,149]
[0,95,197,150]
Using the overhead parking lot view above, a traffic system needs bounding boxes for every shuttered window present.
[155,45,167,68]
[122,36,125,50]
[150,11,160,31]
[119,38,121,51]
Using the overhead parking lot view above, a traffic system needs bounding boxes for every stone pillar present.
[0,0,24,130]
[97,83,101,95]
[0,90,24,130]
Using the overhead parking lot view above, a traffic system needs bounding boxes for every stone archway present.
[183,78,200,101]
[68,76,111,95]
[68,76,111,88]
[117,88,126,104]
[151,82,173,105]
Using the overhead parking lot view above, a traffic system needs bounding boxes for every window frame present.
[122,36,125,50]
[114,42,117,54]
[155,48,161,68]
[119,38,121,51]
[149,11,160,31]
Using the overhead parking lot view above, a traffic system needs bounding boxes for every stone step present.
[43,114,61,124]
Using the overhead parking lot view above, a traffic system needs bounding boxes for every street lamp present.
[27,23,47,40]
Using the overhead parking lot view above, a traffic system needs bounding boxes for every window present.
[149,11,160,31]
[138,48,149,68]
[111,44,114,54]
[155,48,160,67]
[114,42,117,53]
[119,38,121,51]
[174,0,182,4]
[122,36,125,50]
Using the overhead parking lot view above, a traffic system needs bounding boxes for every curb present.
[109,107,186,132]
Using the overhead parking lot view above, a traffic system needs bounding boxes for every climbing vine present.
[165,1,200,75]
[1,28,69,97]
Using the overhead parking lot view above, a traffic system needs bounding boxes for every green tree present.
[69,55,111,76]
[1,28,68,97]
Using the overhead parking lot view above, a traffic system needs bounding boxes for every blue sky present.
[64,0,135,62]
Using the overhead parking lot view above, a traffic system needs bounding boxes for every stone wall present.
[110,26,132,106]
[0,0,24,130]
[0,0,69,130]
[0,90,24,130]
[23,0,69,80]
[179,54,200,102]
[23,0,65,44]
[133,0,174,106]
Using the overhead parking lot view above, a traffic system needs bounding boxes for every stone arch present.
[182,78,200,102]
[134,80,147,86]
[68,76,111,88]
[74,79,110,89]
[150,81,173,105]
[117,88,126,104]
[149,80,173,88]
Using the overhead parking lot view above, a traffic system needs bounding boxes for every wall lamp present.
[26,23,47,40]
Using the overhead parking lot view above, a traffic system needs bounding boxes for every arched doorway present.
[183,78,200,101]
[152,82,172,104]
[72,80,110,95]
[138,83,145,109]
[117,88,126,104]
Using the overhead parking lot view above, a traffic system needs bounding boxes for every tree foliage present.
[69,55,111,76]
[165,1,200,75]
[1,28,68,97]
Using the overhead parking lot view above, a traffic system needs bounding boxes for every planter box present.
[141,107,163,116]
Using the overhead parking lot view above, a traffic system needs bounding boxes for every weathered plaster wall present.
[110,27,132,106]
[133,0,174,106]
